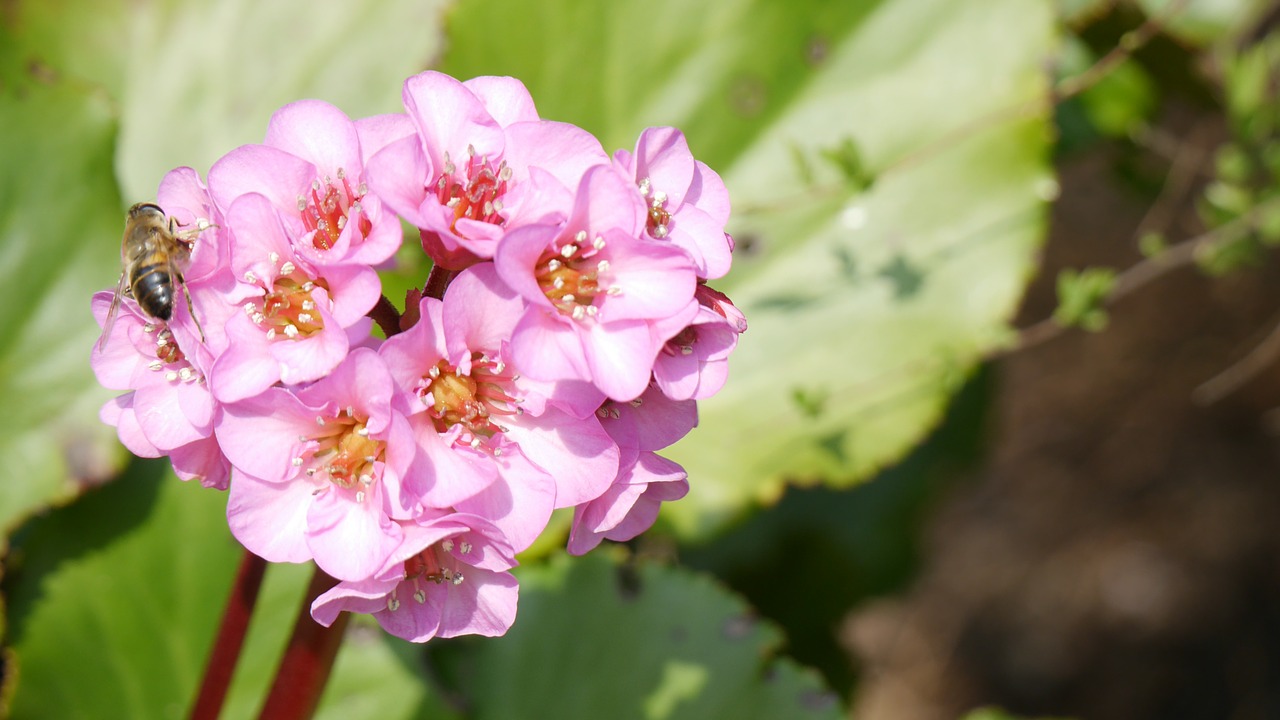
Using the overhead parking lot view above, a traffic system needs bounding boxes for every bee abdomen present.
[132,262,175,321]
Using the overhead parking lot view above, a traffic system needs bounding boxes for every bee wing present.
[97,271,130,351]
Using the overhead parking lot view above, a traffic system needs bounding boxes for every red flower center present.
[301,169,371,251]
[434,148,511,233]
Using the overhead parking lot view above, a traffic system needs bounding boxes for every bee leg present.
[185,286,207,344]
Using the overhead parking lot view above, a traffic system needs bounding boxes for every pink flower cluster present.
[90,71,745,643]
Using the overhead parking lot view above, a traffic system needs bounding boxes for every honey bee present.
[98,202,208,350]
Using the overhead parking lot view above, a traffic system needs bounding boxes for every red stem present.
[256,566,349,719]
[189,550,268,720]
[424,264,456,301]
[369,294,402,337]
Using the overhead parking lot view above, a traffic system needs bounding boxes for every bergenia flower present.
[613,127,734,280]
[216,349,415,581]
[379,265,620,550]
[89,68,744,645]
[367,71,608,269]
[208,99,408,268]
[495,164,699,401]
[91,291,229,489]
[311,512,518,643]
[652,301,741,401]
[208,192,379,403]
[567,451,689,555]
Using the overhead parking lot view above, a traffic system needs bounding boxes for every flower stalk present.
[189,550,268,720]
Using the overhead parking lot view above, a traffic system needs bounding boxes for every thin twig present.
[1194,307,1280,406]
[1053,0,1192,102]
[1007,204,1265,355]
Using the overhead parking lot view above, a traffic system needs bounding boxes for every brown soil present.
[844,117,1280,720]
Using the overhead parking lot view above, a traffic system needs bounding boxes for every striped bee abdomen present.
[131,259,176,321]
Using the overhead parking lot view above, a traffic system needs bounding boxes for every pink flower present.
[564,383,696,553]
[366,71,607,269]
[153,167,245,358]
[215,349,415,581]
[652,302,741,401]
[208,100,409,268]
[495,164,699,401]
[208,193,379,403]
[595,382,698,456]
[311,512,518,643]
[91,290,229,489]
[613,127,733,280]
[379,264,619,550]
[567,451,688,555]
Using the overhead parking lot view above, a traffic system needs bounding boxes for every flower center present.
[243,256,327,340]
[663,326,698,356]
[535,230,618,321]
[638,177,670,239]
[417,354,518,442]
[388,537,471,610]
[143,325,203,384]
[299,168,370,251]
[435,146,511,232]
[298,408,385,499]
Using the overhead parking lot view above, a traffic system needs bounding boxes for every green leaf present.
[432,553,842,720]
[0,0,448,542]
[113,0,450,202]
[1053,267,1116,331]
[1078,57,1157,137]
[442,0,1055,536]
[3,462,456,719]
[0,78,125,535]
[1134,0,1271,46]
[3,462,241,718]
[315,620,463,720]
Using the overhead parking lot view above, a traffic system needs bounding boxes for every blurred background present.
[5,0,1280,718]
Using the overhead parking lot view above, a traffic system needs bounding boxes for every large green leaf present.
[432,552,843,720]
[441,0,1055,537]
[0,0,446,534]
[113,0,449,202]
[3,463,241,718]
[3,464,454,719]
[1135,0,1271,45]
[0,77,127,536]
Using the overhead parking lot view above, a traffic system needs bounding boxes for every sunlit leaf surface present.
[442,0,1055,537]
